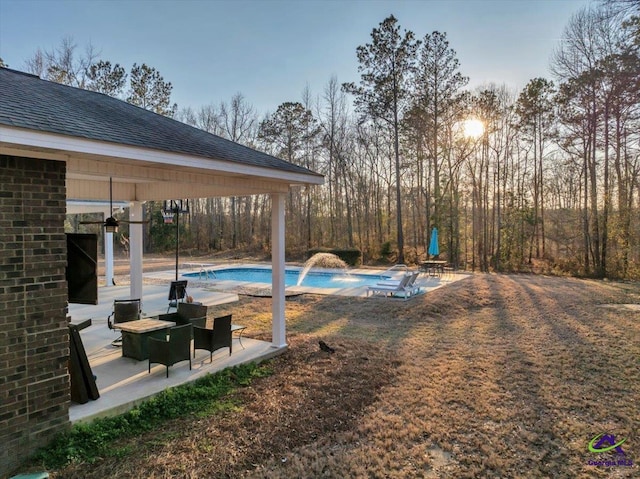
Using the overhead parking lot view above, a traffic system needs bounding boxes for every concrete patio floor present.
[67,282,282,425]
[67,282,239,323]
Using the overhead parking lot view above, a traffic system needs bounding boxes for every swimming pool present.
[183,267,391,289]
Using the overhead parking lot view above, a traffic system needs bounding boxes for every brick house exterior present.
[1,155,70,475]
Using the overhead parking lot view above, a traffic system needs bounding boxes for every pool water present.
[183,267,390,289]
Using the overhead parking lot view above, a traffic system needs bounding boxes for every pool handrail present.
[380,264,411,279]
[182,263,217,281]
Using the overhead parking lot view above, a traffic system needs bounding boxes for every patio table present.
[113,318,176,360]
[419,260,447,277]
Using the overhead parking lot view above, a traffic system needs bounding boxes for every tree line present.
[15,1,640,279]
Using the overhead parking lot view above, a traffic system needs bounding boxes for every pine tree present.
[127,63,177,117]
[343,15,419,264]
[86,60,127,97]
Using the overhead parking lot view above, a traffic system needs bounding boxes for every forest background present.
[4,0,638,280]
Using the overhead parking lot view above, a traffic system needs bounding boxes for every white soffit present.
[0,125,324,187]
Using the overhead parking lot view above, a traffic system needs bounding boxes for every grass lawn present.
[26,273,640,478]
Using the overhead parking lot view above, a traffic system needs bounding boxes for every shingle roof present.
[0,67,322,179]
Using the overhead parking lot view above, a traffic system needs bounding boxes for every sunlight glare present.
[463,118,484,139]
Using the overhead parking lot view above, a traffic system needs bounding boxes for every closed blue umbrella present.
[428,227,439,258]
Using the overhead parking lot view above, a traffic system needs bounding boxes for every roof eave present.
[0,125,325,187]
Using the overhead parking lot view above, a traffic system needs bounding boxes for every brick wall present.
[0,155,69,477]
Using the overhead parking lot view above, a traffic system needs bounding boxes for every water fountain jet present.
[297,253,348,286]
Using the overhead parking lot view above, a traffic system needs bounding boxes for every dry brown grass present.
[51,269,640,477]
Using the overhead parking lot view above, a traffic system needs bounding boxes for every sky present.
[0,0,592,116]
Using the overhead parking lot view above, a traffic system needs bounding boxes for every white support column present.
[105,233,114,286]
[271,193,287,348]
[104,207,114,287]
[129,201,144,302]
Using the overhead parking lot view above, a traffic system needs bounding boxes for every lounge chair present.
[368,273,416,300]
[148,323,192,378]
[404,272,421,296]
[376,271,418,287]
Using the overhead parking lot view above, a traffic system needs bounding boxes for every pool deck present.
[146,262,468,298]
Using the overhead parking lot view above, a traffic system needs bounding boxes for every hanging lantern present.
[104,215,119,233]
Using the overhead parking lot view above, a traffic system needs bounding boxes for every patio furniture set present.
[109,298,246,377]
[419,260,447,277]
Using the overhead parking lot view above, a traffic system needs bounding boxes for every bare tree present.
[552,3,640,277]
[24,36,98,88]
[219,93,257,144]
[218,93,258,247]
[318,75,353,246]
[515,78,555,260]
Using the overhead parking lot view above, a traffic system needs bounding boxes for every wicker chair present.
[148,323,192,378]
[107,299,141,329]
[193,314,232,362]
[156,302,208,336]
[107,299,141,346]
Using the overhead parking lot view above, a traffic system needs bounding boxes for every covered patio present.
[68,280,277,425]
[0,67,323,475]
[1,66,323,349]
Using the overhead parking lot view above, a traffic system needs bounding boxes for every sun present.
[463,118,484,139]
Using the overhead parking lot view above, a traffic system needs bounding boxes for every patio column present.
[129,201,144,302]
[104,207,114,287]
[271,193,286,348]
